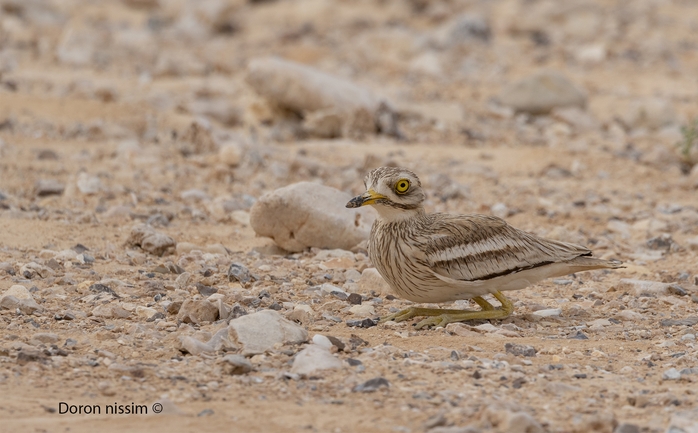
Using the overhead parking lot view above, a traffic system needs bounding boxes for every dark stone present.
[331,291,348,301]
[326,335,345,351]
[89,283,120,298]
[195,282,217,297]
[346,318,378,328]
[352,377,389,393]
[72,244,89,254]
[512,377,526,389]
[472,370,482,379]
[614,423,640,433]
[227,263,251,284]
[347,293,362,305]
[166,301,183,315]
[573,373,588,379]
[569,331,589,340]
[667,285,687,296]
[346,358,362,366]
[147,312,165,322]
[660,317,698,327]
[504,343,537,357]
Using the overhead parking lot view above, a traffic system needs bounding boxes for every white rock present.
[219,143,243,166]
[499,70,587,114]
[663,368,681,380]
[681,334,696,342]
[228,310,308,355]
[358,268,392,296]
[612,279,679,297]
[246,56,379,119]
[349,304,375,317]
[250,182,376,252]
[179,336,214,356]
[622,98,676,131]
[290,344,343,377]
[617,310,644,321]
[76,172,102,195]
[311,334,334,350]
[587,318,612,328]
[3,285,33,301]
[135,306,158,320]
[532,308,562,318]
[666,409,698,433]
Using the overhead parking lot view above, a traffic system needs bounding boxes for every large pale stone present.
[291,344,343,377]
[250,182,375,252]
[228,310,308,355]
[500,70,587,114]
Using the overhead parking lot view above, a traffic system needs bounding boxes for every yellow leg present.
[380,292,514,329]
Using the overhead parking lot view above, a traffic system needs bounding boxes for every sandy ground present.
[1,1,698,432]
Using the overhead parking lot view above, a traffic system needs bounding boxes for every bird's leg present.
[413,291,514,329]
[380,294,506,325]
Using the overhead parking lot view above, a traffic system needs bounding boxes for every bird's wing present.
[417,214,591,282]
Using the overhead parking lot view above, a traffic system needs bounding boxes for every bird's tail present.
[567,256,625,271]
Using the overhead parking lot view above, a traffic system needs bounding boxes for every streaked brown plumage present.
[347,167,623,328]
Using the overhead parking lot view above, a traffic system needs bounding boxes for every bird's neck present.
[373,205,425,223]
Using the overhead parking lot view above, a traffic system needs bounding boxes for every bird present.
[346,166,623,329]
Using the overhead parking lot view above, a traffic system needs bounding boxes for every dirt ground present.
[1,1,698,432]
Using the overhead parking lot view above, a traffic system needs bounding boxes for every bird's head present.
[346,167,426,221]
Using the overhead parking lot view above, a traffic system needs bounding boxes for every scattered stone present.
[31,333,59,344]
[177,299,219,324]
[250,182,375,252]
[499,70,587,115]
[228,310,308,355]
[358,268,392,296]
[20,262,54,279]
[291,344,343,377]
[174,272,191,290]
[246,57,391,137]
[346,318,378,328]
[76,172,102,195]
[179,336,214,356]
[35,179,65,197]
[352,377,390,393]
[504,343,537,357]
[531,308,562,318]
[660,317,698,327]
[612,279,684,297]
[348,304,375,317]
[571,412,617,433]
[666,408,698,433]
[347,293,362,305]
[127,224,176,256]
[220,354,253,375]
[227,263,251,284]
[480,402,544,433]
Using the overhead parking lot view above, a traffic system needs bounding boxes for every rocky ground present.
[1,0,698,432]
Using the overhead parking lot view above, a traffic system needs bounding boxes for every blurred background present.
[0,0,697,240]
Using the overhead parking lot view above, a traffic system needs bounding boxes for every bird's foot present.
[386,292,514,329]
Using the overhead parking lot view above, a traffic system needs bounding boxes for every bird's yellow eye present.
[394,179,410,194]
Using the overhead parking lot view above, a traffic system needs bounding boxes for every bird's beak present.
[346,189,386,208]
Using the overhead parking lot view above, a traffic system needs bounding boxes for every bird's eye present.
[394,179,410,194]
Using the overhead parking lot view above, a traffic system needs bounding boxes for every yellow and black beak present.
[346,189,387,208]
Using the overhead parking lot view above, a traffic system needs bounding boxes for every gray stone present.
[666,408,698,433]
[35,179,65,197]
[228,310,308,355]
[220,354,253,375]
[227,263,251,284]
[352,377,390,393]
[613,423,640,433]
[177,299,219,324]
[504,343,537,357]
[31,333,59,344]
[19,262,54,279]
[250,182,375,252]
[179,336,215,356]
[663,368,681,380]
[127,224,176,256]
[500,70,587,115]
[290,344,343,377]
